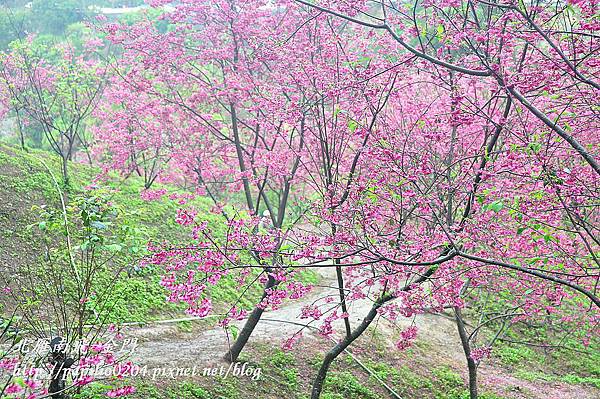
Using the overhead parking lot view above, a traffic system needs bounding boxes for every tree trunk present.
[454,307,477,399]
[311,295,390,398]
[309,260,445,398]
[335,258,351,338]
[61,156,69,187]
[15,110,25,151]
[224,275,277,362]
[331,224,351,338]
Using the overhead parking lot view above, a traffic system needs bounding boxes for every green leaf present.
[279,244,292,252]
[436,24,444,40]
[489,200,503,212]
[348,119,358,133]
[13,377,25,387]
[81,209,89,226]
[230,325,239,341]
[528,142,542,153]
[526,257,542,265]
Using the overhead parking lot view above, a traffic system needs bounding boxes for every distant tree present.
[93,83,182,188]
[0,7,31,49]
[30,0,89,35]
[0,38,105,184]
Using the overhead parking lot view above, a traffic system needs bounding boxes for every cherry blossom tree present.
[97,0,405,364]
[92,82,184,188]
[0,37,105,184]
[286,1,599,396]
[294,0,600,174]
[91,1,599,398]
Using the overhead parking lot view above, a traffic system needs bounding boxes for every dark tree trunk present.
[15,110,25,151]
[311,295,390,398]
[454,307,477,399]
[309,259,446,398]
[224,275,277,362]
[335,258,351,338]
[48,337,74,399]
[61,156,69,187]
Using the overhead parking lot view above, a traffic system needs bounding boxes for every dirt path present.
[124,267,598,399]
[126,266,461,366]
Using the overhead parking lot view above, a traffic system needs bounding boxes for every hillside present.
[1,144,598,399]
[0,143,267,323]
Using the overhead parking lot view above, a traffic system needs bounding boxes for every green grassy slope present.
[0,144,286,323]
